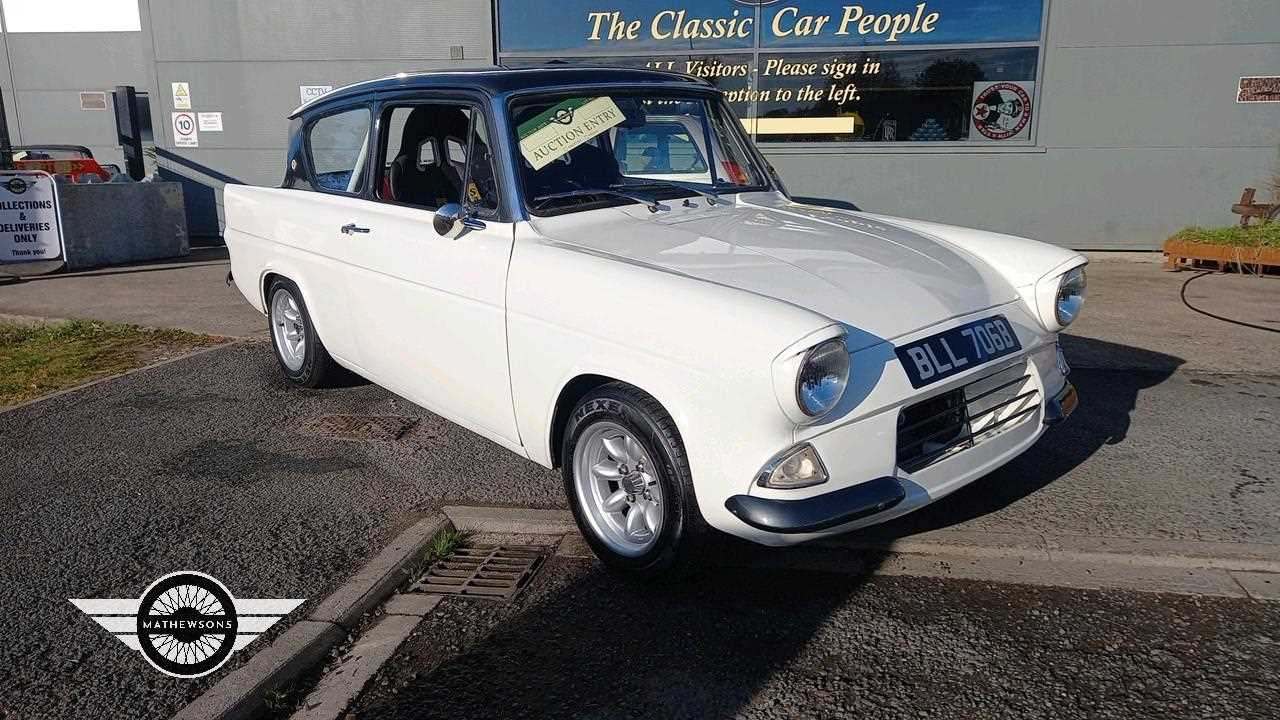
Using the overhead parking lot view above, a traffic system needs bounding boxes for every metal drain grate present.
[409,545,547,601]
[300,415,419,442]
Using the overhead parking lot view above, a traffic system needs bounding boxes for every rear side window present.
[307,107,371,194]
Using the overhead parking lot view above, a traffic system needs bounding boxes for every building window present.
[496,0,1046,147]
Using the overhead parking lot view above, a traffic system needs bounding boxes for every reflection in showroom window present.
[501,55,757,119]
[754,47,1038,143]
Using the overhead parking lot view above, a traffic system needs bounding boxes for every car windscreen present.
[509,92,768,216]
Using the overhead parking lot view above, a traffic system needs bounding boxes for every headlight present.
[796,338,850,417]
[1055,267,1087,326]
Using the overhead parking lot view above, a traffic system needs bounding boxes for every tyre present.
[266,277,336,388]
[561,382,704,578]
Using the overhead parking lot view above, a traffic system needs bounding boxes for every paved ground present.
[1066,254,1280,374]
[0,344,553,720]
[0,247,263,337]
[0,253,1277,719]
[350,556,1280,720]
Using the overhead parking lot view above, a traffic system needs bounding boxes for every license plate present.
[895,315,1023,389]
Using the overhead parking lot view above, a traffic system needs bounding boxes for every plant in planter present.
[1164,223,1280,273]
[1164,146,1280,272]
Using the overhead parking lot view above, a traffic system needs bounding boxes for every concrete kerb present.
[446,505,1280,599]
[171,513,452,720]
[444,505,578,535]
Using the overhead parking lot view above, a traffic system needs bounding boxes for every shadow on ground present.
[355,559,884,720]
[843,335,1183,540]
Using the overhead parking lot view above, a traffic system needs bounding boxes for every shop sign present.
[498,0,1044,53]
[0,172,64,265]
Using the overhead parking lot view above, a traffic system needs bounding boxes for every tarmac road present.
[0,259,1277,719]
[349,558,1280,720]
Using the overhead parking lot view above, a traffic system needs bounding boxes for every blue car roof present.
[289,66,714,118]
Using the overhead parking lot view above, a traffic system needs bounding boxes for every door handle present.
[340,223,371,235]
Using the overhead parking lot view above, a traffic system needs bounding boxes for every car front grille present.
[896,362,1040,473]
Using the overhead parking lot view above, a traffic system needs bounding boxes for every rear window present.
[307,107,371,194]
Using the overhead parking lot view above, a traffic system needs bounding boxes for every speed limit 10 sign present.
[172,111,198,147]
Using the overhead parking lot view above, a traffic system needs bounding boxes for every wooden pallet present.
[1163,238,1280,273]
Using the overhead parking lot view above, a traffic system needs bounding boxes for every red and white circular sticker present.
[972,82,1032,141]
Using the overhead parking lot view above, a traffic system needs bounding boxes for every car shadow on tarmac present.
[843,335,1184,540]
[348,337,1185,720]
[357,555,888,720]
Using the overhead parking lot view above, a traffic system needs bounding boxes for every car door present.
[330,97,521,449]
[274,103,374,367]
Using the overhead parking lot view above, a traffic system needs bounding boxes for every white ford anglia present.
[226,67,1085,577]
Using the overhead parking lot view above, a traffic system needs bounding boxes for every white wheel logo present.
[141,579,234,671]
[135,573,238,677]
[70,571,305,679]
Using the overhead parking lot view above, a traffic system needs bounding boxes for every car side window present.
[306,107,371,195]
[376,103,472,211]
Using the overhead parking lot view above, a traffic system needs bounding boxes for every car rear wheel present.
[562,382,703,578]
[267,277,335,388]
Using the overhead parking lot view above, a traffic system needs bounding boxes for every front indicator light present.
[757,444,829,489]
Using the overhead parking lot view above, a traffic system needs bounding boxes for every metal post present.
[0,88,12,170]
[114,85,146,180]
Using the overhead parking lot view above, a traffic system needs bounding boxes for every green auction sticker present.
[518,96,625,170]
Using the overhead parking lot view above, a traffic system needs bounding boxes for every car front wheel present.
[562,382,703,578]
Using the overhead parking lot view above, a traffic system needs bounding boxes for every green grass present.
[0,319,223,407]
[403,525,475,587]
[1171,223,1280,249]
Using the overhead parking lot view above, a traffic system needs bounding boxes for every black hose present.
[1180,271,1280,334]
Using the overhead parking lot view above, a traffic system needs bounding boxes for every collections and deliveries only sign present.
[0,171,64,265]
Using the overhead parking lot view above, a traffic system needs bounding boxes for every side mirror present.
[433,203,485,239]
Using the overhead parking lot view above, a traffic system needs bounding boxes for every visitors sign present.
[0,171,64,265]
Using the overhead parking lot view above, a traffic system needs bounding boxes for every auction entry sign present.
[0,171,65,272]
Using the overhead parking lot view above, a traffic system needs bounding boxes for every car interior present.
[382,105,471,209]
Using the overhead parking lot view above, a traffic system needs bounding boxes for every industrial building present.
[0,0,1275,247]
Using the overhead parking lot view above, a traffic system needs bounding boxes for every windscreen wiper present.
[617,180,722,206]
[530,188,668,213]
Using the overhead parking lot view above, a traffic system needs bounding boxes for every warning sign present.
[172,112,198,148]
[172,82,192,110]
[0,171,63,265]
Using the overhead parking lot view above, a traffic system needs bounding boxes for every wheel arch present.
[259,267,339,357]
[548,373,681,469]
